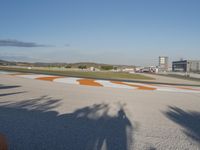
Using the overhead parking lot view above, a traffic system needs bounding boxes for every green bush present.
[101,65,113,70]
[113,66,118,70]
[65,65,72,68]
[78,65,87,69]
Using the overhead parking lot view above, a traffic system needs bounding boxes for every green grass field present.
[0,67,154,80]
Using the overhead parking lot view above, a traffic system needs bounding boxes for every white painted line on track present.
[157,88,200,93]
[0,71,18,74]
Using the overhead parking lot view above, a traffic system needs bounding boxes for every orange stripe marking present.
[175,86,200,91]
[111,81,156,90]
[77,79,103,87]
[36,76,63,81]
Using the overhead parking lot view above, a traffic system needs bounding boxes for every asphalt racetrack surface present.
[0,73,200,150]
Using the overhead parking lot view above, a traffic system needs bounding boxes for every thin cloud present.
[0,39,51,47]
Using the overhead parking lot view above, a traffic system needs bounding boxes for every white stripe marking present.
[53,77,81,85]
[96,80,134,89]
[16,74,54,79]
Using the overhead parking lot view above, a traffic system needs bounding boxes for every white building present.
[159,56,169,72]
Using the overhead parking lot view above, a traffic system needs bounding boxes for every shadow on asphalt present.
[0,96,133,150]
[165,106,200,143]
[0,84,26,98]
[0,84,21,90]
[0,91,26,97]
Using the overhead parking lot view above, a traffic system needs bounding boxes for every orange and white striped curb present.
[1,72,200,93]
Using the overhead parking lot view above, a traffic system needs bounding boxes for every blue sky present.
[0,0,200,66]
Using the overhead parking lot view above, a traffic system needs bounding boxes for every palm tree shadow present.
[164,106,200,143]
[0,96,133,150]
[0,91,26,97]
[0,84,25,97]
[0,84,21,90]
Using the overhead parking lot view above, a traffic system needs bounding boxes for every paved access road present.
[0,73,200,150]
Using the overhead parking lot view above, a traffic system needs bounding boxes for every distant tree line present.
[65,65,115,70]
